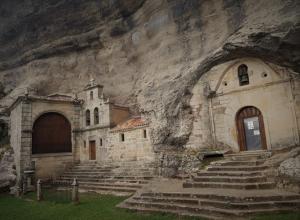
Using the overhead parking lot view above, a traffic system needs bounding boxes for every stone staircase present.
[120,191,300,220]
[56,161,157,195]
[118,150,300,219]
[183,150,274,190]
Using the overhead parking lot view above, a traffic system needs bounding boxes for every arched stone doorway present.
[32,112,72,154]
[236,106,267,151]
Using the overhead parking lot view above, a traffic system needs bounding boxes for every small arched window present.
[94,107,99,125]
[86,109,91,126]
[238,64,249,86]
[90,91,93,100]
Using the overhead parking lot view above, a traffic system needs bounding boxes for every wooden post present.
[71,178,79,204]
[37,179,43,201]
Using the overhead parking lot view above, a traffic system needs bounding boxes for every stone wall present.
[10,99,32,183]
[30,99,79,179]
[108,127,154,162]
[31,153,73,180]
[76,128,109,162]
[81,88,111,128]
[187,58,300,152]
[292,77,300,140]
[10,97,80,181]
[9,103,22,182]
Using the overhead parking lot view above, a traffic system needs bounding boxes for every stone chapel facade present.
[8,80,154,181]
[187,58,300,152]
[8,57,300,183]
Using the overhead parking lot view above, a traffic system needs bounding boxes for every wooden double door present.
[236,107,267,151]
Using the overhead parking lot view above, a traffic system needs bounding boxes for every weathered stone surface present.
[279,155,300,179]
[0,0,299,149]
[0,148,16,191]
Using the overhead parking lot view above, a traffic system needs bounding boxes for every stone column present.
[71,178,79,204]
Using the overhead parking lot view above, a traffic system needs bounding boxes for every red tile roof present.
[111,117,149,132]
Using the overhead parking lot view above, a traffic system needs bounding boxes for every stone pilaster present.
[73,102,81,162]
[20,99,33,179]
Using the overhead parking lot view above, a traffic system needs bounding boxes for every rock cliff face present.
[0,0,299,148]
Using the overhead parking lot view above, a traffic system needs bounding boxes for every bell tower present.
[84,78,104,103]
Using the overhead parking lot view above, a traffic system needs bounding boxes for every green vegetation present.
[0,191,299,220]
[252,213,300,220]
[0,192,202,220]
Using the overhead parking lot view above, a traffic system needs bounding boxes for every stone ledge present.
[31,152,73,158]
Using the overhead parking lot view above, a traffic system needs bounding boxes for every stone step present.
[70,168,114,171]
[73,164,116,168]
[140,192,300,203]
[113,172,154,176]
[197,171,263,177]
[73,164,156,170]
[207,165,268,172]
[121,199,298,218]
[213,160,265,166]
[200,199,300,210]
[79,182,142,189]
[79,185,137,193]
[58,177,149,184]
[104,164,157,169]
[61,174,113,179]
[77,160,98,165]
[133,196,199,205]
[192,176,267,183]
[122,200,227,218]
[224,152,271,161]
[183,181,276,190]
[225,150,270,157]
[63,171,153,177]
[118,203,223,220]
[65,171,113,175]
[60,175,153,180]
[114,168,156,170]
[132,196,300,210]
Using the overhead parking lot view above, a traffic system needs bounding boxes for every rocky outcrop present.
[0,148,16,192]
[277,149,300,193]
[263,146,300,193]
[0,0,299,148]
[279,155,300,179]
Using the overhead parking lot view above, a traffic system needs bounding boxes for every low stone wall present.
[31,153,73,180]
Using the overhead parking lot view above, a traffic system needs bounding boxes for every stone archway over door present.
[236,107,267,151]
